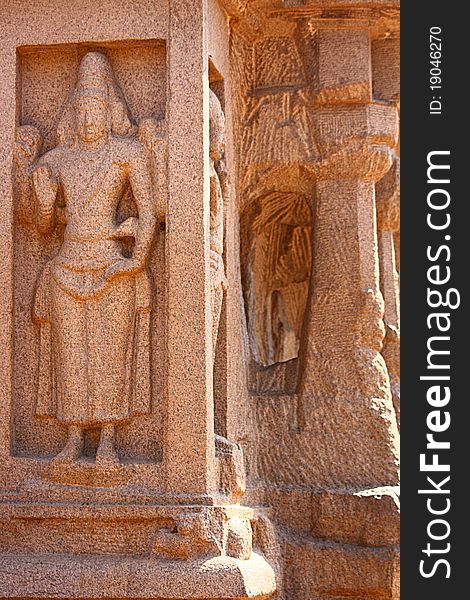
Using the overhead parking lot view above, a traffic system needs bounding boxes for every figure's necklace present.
[79,141,111,161]
[72,142,112,204]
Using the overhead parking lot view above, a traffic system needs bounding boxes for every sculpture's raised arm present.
[32,160,59,235]
[13,125,42,227]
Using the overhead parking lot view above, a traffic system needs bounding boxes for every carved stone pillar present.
[165,0,216,496]
[373,34,400,428]
[376,159,400,427]
[299,27,400,489]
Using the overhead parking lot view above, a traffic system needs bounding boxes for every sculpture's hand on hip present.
[14,139,36,165]
[33,165,58,207]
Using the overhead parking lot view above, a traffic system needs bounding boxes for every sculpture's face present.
[76,97,109,143]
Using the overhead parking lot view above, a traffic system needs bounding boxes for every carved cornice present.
[307,103,398,182]
[224,0,399,39]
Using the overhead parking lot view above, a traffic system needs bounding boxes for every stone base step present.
[0,552,276,600]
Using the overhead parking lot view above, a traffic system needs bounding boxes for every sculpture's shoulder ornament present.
[110,135,149,166]
[35,146,69,177]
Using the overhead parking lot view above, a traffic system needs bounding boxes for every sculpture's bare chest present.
[58,148,128,217]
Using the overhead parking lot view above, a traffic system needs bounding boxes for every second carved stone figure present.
[209,89,229,354]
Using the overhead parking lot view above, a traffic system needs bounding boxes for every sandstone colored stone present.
[0,1,400,599]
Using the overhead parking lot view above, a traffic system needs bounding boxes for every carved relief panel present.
[12,42,167,467]
[234,25,316,395]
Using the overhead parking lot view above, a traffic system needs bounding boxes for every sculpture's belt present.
[54,238,123,271]
[33,261,152,320]
[63,233,113,243]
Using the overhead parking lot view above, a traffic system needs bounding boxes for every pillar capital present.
[372,35,400,105]
[307,104,398,182]
[303,24,398,183]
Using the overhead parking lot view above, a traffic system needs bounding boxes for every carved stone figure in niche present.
[209,89,229,352]
[242,191,312,368]
[28,52,157,467]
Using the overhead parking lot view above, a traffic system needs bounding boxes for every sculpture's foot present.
[95,424,120,468]
[52,425,83,465]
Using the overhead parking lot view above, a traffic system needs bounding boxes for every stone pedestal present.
[0,486,275,599]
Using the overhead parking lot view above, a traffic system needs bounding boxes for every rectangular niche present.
[13,40,167,463]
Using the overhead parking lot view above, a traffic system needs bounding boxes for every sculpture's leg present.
[52,424,83,465]
[96,423,119,467]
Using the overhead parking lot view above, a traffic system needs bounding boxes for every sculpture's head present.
[73,53,112,143]
[58,51,134,147]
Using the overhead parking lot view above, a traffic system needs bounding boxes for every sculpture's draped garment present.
[32,144,152,425]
